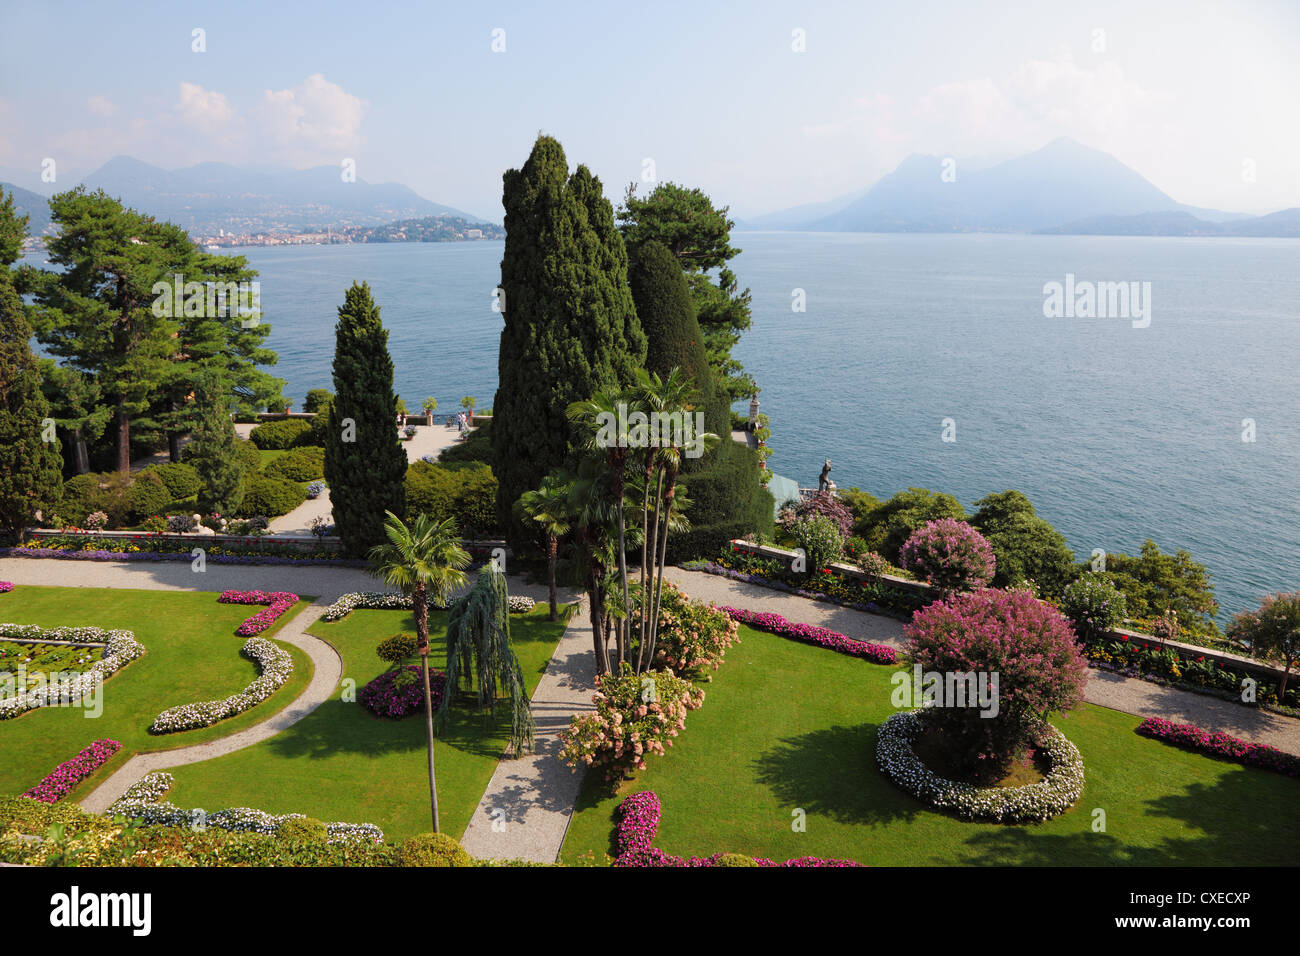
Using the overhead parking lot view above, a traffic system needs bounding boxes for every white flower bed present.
[0,624,145,720]
[148,637,293,733]
[875,710,1085,824]
[110,772,383,844]
[320,591,448,622]
[508,595,535,613]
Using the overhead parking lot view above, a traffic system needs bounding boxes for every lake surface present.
[151,234,1300,616]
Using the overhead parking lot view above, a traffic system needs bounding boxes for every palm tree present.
[515,473,572,621]
[368,511,470,832]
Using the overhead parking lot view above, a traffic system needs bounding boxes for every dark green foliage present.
[231,437,262,475]
[440,568,534,754]
[1106,539,1220,636]
[276,817,328,843]
[491,135,646,544]
[840,487,880,526]
[185,374,246,515]
[438,419,493,465]
[308,398,333,446]
[125,471,171,523]
[145,461,202,499]
[856,487,966,562]
[0,188,29,268]
[0,270,62,535]
[396,832,472,867]
[303,389,333,413]
[377,633,417,663]
[969,490,1077,596]
[57,474,101,525]
[238,474,305,517]
[405,460,499,537]
[263,445,325,482]
[323,282,408,555]
[249,418,312,450]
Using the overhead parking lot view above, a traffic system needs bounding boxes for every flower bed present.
[507,595,535,613]
[0,625,144,720]
[0,582,12,594]
[721,607,898,665]
[3,544,366,568]
[149,636,293,733]
[875,710,1085,823]
[218,590,299,636]
[320,591,450,622]
[109,771,384,844]
[23,739,122,803]
[681,556,926,619]
[612,791,861,867]
[1135,717,1300,778]
[359,665,446,719]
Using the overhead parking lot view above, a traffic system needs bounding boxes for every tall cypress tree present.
[492,135,645,541]
[0,270,63,537]
[324,281,407,555]
[185,371,245,515]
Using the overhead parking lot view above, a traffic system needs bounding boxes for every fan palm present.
[514,473,572,621]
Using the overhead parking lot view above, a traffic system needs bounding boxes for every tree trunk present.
[73,427,89,474]
[168,431,184,463]
[414,581,439,833]
[635,459,655,674]
[115,405,131,473]
[546,535,558,621]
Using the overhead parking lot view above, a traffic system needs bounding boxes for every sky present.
[1,0,1297,219]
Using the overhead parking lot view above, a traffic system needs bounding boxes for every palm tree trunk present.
[635,459,654,673]
[648,467,679,668]
[615,486,629,670]
[641,468,665,671]
[546,535,558,621]
[414,581,440,833]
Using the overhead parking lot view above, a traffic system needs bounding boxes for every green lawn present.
[560,625,1299,866]
[0,586,313,801]
[166,602,573,841]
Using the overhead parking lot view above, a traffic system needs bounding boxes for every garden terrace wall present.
[727,539,1294,684]
[29,528,341,551]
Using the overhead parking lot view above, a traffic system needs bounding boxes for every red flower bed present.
[612,791,861,867]
[23,739,122,803]
[720,607,898,664]
[218,590,299,636]
[1136,717,1299,777]
[0,582,13,593]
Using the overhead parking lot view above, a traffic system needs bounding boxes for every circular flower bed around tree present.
[359,665,446,719]
[875,710,1085,823]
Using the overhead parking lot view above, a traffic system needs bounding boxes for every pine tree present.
[0,270,63,537]
[185,371,245,515]
[492,135,646,544]
[324,281,407,555]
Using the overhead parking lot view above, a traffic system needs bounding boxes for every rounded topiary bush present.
[263,445,325,482]
[238,475,306,517]
[58,473,102,525]
[145,461,202,500]
[376,633,416,663]
[713,852,759,867]
[249,418,313,450]
[125,471,172,524]
[397,832,471,867]
[1060,572,1128,643]
[899,518,995,595]
[276,816,329,843]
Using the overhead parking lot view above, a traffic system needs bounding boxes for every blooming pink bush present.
[218,590,299,636]
[899,519,995,595]
[612,791,861,867]
[360,665,446,719]
[905,587,1089,781]
[23,739,122,803]
[1136,717,1299,777]
[0,582,12,593]
[629,582,740,677]
[722,607,898,664]
[779,492,854,538]
[559,666,703,776]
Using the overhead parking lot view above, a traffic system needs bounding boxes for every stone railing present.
[25,528,511,556]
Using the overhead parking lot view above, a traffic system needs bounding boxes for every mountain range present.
[3,156,487,237]
[742,138,1298,237]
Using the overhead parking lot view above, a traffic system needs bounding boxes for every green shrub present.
[791,513,844,575]
[1060,572,1128,643]
[970,491,1076,596]
[125,471,172,524]
[1104,540,1220,638]
[58,473,102,525]
[669,445,774,561]
[714,852,759,867]
[303,389,333,414]
[263,446,325,482]
[249,418,313,450]
[840,487,880,525]
[405,460,499,536]
[145,461,202,500]
[276,816,328,843]
[238,475,306,517]
[397,832,472,867]
[376,633,417,663]
[857,487,966,562]
[232,438,263,473]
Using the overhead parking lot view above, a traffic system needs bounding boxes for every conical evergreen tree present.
[185,370,246,515]
[492,135,646,543]
[324,281,407,555]
[0,270,63,536]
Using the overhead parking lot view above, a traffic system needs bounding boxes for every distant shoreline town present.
[195,215,505,249]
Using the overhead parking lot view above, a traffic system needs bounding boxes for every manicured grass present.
[166,603,573,841]
[0,586,313,801]
[560,625,1299,866]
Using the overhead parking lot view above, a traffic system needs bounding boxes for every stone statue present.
[818,459,832,494]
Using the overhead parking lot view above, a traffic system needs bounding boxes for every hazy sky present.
[1,0,1297,219]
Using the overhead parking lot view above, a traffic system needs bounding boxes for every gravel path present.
[663,566,1300,756]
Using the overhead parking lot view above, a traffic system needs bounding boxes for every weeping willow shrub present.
[439,567,535,754]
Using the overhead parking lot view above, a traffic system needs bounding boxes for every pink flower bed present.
[613,791,861,867]
[23,739,122,803]
[1136,717,1300,778]
[720,607,898,665]
[218,590,299,636]
[0,582,13,593]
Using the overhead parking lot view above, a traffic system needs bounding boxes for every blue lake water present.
[119,234,1300,616]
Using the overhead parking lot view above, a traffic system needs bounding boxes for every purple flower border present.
[0,582,12,593]
[721,607,899,665]
[218,590,300,636]
[23,739,122,803]
[1135,717,1300,778]
[1,546,366,568]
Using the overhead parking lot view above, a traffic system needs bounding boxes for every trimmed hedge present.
[238,475,307,517]
[263,446,325,482]
[125,471,171,524]
[249,419,313,450]
[145,461,202,500]
[405,460,498,536]
[397,832,472,867]
[57,473,101,525]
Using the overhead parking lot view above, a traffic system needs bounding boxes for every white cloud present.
[174,83,237,128]
[254,74,366,165]
[87,95,116,117]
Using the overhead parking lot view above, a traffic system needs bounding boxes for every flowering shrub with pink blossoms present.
[899,519,996,595]
[0,582,13,594]
[1135,717,1300,777]
[218,590,299,636]
[721,607,898,665]
[23,739,122,803]
[559,665,703,776]
[612,791,862,867]
[360,665,446,719]
[629,582,740,678]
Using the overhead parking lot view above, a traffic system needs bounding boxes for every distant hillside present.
[343,215,504,242]
[1039,207,1300,237]
[76,156,483,235]
[1,182,53,234]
